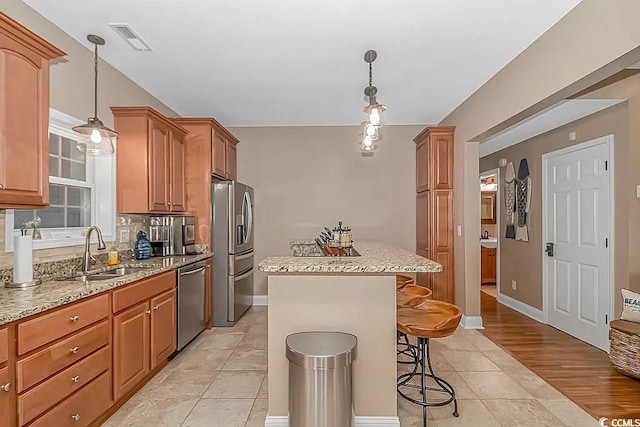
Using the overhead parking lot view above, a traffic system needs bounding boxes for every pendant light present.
[73,34,117,156]
[360,50,387,152]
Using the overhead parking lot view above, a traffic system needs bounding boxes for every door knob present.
[71,414,80,421]
[70,346,79,354]
[0,183,4,190]
[71,375,80,383]
[70,315,79,323]
[0,383,10,392]
[154,305,159,310]
[545,243,555,257]
[145,310,151,315]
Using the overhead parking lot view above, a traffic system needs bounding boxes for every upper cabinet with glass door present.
[0,13,65,208]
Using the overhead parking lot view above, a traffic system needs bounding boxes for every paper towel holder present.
[6,279,42,289]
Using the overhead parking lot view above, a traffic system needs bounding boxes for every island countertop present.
[258,241,442,273]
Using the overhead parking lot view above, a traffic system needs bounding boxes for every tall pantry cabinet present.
[415,126,455,303]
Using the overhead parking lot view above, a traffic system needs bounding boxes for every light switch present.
[457,226,462,236]
[569,131,577,141]
[637,185,640,199]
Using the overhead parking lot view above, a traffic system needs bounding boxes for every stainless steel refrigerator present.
[212,180,254,326]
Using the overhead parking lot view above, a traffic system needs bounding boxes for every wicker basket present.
[609,326,640,380]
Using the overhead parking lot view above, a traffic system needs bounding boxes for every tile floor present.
[105,306,599,426]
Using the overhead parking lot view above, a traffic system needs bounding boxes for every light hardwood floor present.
[480,291,640,421]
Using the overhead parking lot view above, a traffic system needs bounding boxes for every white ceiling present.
[479,98,625,157]
[25,0,581,127]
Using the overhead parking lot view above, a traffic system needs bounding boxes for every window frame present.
[4,109,116,251]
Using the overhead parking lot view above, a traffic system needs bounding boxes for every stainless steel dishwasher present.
[177,260,207,351]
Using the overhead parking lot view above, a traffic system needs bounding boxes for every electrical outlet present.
[511,280,517,290]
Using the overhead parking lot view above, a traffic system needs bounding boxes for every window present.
[4,109,116,251]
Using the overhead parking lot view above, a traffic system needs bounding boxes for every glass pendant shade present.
[73,34,117,156]
[363,103,387,127]
[73,117,116,156]
[360,121,379,140]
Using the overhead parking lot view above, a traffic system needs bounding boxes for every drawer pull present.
[0,383,10,392]
[153,305,159,311]
[70,315,80,323]
[70,346,79,354]
[145,309,151,315]
[71,375,80,383]
[71,414,80,421]
[0,183,4,190]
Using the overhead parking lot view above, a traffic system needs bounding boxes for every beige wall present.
[231,125,421,295]
[480,102,629,314]
[0,0,177,266]
[267,274,397,417]
[439,0,640,317]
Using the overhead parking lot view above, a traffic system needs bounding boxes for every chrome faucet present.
[82,226,106,274]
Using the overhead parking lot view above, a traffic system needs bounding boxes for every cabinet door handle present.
[0,183,4,190]
[71,414,80,421]
[70,346,79,354]
[145,310,151,315]
[0,383,10,392]
[71,375,80,383]
[153,305,159,311]
[70,315,79,323]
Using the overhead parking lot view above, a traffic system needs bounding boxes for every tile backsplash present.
[0,212,147,268]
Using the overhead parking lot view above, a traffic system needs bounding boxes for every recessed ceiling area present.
[24,0,581,127]
[479,98,625,157]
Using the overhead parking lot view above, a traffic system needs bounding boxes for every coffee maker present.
[147,216,197,256]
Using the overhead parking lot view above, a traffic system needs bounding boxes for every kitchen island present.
[258,241,441,426]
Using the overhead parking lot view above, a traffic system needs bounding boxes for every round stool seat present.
[396,274,414,290]
[397,284,432,308]
[397,300,462,339]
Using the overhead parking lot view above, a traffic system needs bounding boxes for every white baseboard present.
[461,314,484,329]
[264,415,400,427]
[253,295,268,305]
[497,293,544,323]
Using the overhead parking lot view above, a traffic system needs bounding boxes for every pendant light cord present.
[93,42,98,120]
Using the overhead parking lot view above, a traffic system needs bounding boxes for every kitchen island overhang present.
[259,242,442,426]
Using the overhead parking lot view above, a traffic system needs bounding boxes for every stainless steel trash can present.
[286,332,358,427]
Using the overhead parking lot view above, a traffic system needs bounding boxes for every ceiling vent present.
[109,24,151,51]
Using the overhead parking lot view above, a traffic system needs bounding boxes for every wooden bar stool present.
[396,274,415,290]
[397,284,432,363]
[397,299,462,427]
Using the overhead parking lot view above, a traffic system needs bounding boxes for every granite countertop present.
[258,241,442,274]
[0,253,212,326]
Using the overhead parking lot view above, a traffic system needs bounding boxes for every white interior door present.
[544,137,611,351]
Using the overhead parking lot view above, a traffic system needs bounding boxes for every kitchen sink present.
[57,266,155,282]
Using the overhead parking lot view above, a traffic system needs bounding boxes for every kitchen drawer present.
[18,294,109,355]
[29,371,111,427]
[112,271,175,313]
[18,346,110,426]
[16,320,109,393]
[0,328,7,364]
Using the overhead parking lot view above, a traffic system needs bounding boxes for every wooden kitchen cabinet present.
[111,107,188,214]
[415,126,455,303]
[150,290,176,369]
[113,302,149,401]
[170,134,186,211]
[225,139,237,181]
[1,366,10,427]
[173,118,240,245]
[481,247,496,284]
[213,133,227,177]
[112,271,176,400]
[0,13,64,209]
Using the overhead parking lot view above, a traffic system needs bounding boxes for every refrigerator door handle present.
[235,251,254,261]
[244,192,253,244]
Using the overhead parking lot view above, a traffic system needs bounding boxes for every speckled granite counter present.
[0,253,211,326]
[259,241,442,273]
